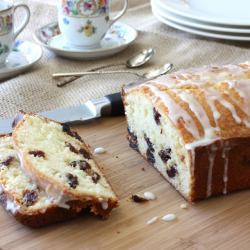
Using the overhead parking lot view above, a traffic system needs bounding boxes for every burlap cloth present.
[1,0,250,118]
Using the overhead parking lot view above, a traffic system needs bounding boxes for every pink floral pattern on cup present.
[0,14,13,35]
[62,0,108,17]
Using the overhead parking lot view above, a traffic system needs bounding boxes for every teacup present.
[0,0,30,66]
[58,0,128,48]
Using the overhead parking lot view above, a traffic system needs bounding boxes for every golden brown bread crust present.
[0,192,80,228]
[0,191,118,228]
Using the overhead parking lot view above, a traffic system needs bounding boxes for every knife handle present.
[106,92,124,116]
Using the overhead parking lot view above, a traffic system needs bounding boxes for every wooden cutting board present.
[0,117,249,250]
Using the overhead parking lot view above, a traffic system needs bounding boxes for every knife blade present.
[0,92,124,134]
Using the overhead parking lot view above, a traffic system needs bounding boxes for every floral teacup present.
[0,0,30,66]
[58,0,128,48]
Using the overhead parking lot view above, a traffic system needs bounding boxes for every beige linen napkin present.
[1,0,250,118]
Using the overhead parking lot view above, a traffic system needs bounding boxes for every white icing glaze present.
[226,81,236,89]
[222,143,231,195]
[143,191,156,200]
[205,94,221,129]
[206,144,218,197]
[6,199,20,214]
[0,185,4,195]
[152,64,245,89]
[150,64,250,137]
[146,85,200,139]
[101,201,109,210]
[219,99,242,124]
[185,137,218,151]
[177,90,215,136]
[151,78,224,150]
[94,147,106,155]
[175,90,222,151]
[225,80,250,128]
[162,213,177,222]
[146,216,158,225]
[57,202,71,210]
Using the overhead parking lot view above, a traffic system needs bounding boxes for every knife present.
[0,92,124,134]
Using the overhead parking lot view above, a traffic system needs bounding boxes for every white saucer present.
[34,22,138,60]
[0,41,43,81]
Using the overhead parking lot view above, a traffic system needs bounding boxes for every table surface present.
[0,117,249,250]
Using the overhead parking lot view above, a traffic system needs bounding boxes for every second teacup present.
[58,0,128,48]
[0,0,30,66]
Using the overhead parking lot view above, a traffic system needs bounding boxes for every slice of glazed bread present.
[12,113,118,217]
[123,62,250,202]
[0,135,82,227]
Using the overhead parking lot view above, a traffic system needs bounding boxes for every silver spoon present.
[53,63,173,79]
[56,48,155,87]
[126,48,155,68]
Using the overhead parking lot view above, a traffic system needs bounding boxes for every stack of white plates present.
[151,0,250,41]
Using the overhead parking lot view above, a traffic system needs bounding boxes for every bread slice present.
[12,113,118,218]
[0,135,82,227]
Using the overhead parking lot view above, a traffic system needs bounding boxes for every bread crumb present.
[180,203,188,209]
[131,194,148,203]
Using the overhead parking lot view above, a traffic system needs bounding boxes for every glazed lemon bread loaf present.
[123,62,250,201]
[0,135,83,227]
[12,113,118,218]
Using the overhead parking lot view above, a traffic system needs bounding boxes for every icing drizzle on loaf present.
[147,85,200,139]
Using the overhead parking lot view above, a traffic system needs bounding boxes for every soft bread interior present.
[0,136,55,213]
[125,92,192,199]
[13,115,116,201]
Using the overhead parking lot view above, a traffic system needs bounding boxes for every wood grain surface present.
[0,117,249,250]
